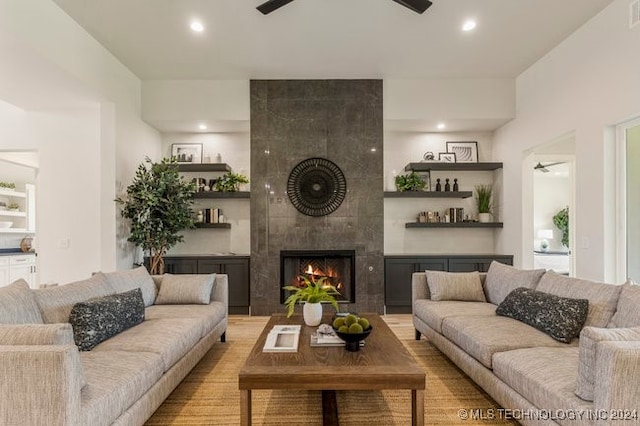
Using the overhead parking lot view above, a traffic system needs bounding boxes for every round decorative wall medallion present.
[287,158,347,217]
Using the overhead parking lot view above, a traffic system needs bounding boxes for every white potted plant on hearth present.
[283,275,340,326]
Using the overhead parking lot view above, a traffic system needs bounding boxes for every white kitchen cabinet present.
[0,254,37,288]
[0,257,9,288]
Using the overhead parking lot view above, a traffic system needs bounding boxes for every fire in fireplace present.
[280,250,355,304]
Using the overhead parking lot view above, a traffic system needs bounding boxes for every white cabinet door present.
[9,255,36,288]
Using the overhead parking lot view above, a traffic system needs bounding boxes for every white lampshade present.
[537,229,554,239]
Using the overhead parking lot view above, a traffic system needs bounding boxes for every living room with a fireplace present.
[1,1,639,425]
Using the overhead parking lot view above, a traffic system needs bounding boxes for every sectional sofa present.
[412,262,640,426]
[0,267,228,426]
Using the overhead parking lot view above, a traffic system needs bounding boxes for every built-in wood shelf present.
[404,162,503,172]
[193,191,250,199]
[177,163,231,172]
[405,222,504,229]
[384,191,472,199]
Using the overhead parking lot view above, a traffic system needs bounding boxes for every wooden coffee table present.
[238,313,425,425]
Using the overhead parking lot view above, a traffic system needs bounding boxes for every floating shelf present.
[0,228,36,234]
[193,191,250,199]
[404,162,503,172]
[384,191,472,199]
[194,223,232,229]
[177,163,231,173]
[405,222,504,229]
[0,211,26,217]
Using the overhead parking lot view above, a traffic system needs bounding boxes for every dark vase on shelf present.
[445,178,450,192]
[435,178,441,192]
[453,178,459,192]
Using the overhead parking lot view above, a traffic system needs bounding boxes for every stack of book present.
[202,208,223,224]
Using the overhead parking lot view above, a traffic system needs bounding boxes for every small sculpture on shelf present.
[444,178,451,192]
[435,178,442,192]
[453,178,459,192]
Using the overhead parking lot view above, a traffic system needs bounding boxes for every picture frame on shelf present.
[446,141,478,163]
[171,143,203,164]
[438,152,456,163]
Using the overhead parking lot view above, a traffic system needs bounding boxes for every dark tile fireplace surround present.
[250,80,384,316]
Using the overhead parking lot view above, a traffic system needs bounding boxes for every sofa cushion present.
[155,273,215,305]
[80,350,163,426]
[33,273,114,324]
[536,270,622,328]
[484,261,545,305]
[0,323,74,345]
[496,287,588,343]
[412,300,497,333]
[492,347,592,426]
[425,270,485,302]
[145,302,226,339]
[0,279,44,324]
[69,289,145,351]
[92,318,203,372]
[103,266,157,307]
[441,315,576,369]
[608,282,640,328]
[575,326,640,401]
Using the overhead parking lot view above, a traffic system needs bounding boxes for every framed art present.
[171,143,203,164]
[438,152,456,163]
[446,141,478,163]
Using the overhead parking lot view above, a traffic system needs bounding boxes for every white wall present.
[161,132,251,255]
[626,124,640,281]
[384,131,499,254]
[533,165,570,252]
[0,1,161,282]
[493,0,640,281]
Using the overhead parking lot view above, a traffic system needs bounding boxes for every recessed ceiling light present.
[437,123,446,130]
[198,123,207,130]
[190,21,204,32]
[462,20,477,32]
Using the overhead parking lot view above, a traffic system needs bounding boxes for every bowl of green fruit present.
[332,314,373,352]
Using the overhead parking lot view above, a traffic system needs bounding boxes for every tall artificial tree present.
[116,157,196,274]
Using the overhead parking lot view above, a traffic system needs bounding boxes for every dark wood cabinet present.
[384,254,513,313]
[147,255,250,314]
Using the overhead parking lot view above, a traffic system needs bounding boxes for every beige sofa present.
[412,262,640,426]
[0,267,228,426]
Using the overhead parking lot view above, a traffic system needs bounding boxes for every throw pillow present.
[0,279,44,324]
[575,326,640,401]
[0,323,75,345]
[103,266,157,307]
[69,288,145,351]
[496,287,588,343]
[536,271,621,328]
[425,271,486,302]
[155,274,215,305]
[607,282,640,328]
[484,261,546,305]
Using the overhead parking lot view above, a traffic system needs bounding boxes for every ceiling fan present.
[534,162,565,173]
[257,0,433,15]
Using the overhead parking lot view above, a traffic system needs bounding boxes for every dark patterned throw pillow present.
[69,288,145,351]
[496,287,588,343]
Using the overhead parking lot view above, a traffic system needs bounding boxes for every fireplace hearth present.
[280,250,356,304]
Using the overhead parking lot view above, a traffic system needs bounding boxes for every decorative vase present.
[303,302,323,327]
[478,213,491,223]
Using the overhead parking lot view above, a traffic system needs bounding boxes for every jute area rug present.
[146,315,516,425]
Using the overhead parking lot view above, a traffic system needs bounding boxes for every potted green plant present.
[0,182,16,190]
[115,157,197,274]
[553,206,569,248]
[7,203,19,211]
[283,275,340,326]
[475,184,493,222]
[395,172,426,192]
[214,172,249,192]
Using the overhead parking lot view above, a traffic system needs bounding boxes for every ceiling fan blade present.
[391,0,433,14]
[257,0,296,15]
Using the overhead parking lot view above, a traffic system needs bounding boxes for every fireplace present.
[280,250,356,304]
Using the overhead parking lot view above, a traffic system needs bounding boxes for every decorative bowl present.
[0,221,13,229]
[334,326,373,352]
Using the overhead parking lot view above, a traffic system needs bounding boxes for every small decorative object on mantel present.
[444,178,451,192]
[453,178,459,192]
[435,178,442,192]
[446,141,479,163]
[438,152,456,163]
[475,184,493,223]
[282,275,340,326]
[422,152,436,162]
[7,203,19,211]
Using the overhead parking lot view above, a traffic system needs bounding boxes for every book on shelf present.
[262,325,301,353]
